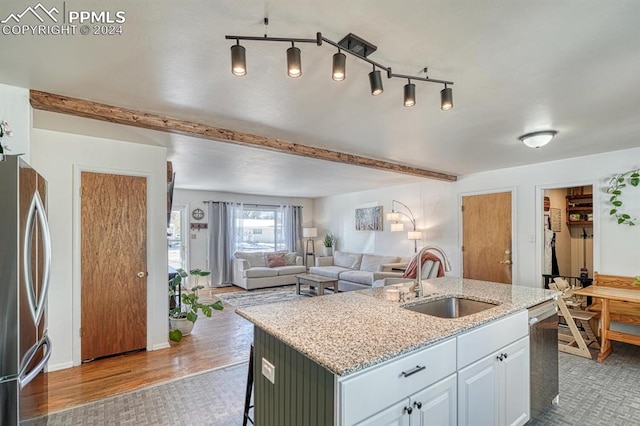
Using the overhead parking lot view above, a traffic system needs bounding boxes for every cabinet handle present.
[413,401,423,409]
[400,365,426,378]
[404,406,413,415]
[503,353,508,359]
[496,354,504,361]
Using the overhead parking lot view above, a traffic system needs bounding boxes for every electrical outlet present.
[262,358,275,384]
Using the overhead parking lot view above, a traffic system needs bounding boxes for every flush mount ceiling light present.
[519,130,558,148]
[225,20,454,111]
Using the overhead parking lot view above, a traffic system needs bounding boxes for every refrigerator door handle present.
[19,335,52,389]
[23,191,52,326]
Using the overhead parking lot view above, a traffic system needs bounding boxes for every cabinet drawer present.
[340,338,456,426]
[457,310,528,369]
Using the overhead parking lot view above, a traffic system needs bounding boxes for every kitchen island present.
[237,277,558,426]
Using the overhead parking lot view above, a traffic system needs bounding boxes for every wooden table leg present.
[296,277,301,295]
[318,283,324,296]
[597,298,614,363]
[333,281,338,293]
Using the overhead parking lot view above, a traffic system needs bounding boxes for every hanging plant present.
[607,168,640,225]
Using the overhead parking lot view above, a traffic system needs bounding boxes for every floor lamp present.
[303,227,317,268]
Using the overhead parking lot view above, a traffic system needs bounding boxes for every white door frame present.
[535,180,599,288]
[171,203,190,271]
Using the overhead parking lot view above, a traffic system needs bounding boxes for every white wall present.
[173,189,314,275]
[315,148,640,288]
[0,83,31,161]
[31,128,168,371]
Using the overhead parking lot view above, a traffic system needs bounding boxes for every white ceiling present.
[2,0,640,197]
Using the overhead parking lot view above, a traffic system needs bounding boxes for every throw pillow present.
[284,252,298,265]
[234,251,267,268]
[266,253,286,268]
[333,251,358,269]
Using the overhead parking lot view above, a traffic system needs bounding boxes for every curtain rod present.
[203,201,303,208]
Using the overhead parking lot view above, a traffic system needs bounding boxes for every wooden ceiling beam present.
[30,90,457,182]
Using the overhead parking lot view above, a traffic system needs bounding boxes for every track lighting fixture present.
[404,80,416,107]
[230,41,246,76]
[225,27,454,110]
[440,84,453,111]
[287,43,302,78]
[332,50,346,81]
[369,66,383,96]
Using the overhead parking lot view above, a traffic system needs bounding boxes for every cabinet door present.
[457,353,500,426]
[355,398,411,426]
[412,374,457,426]
[502,337,530,426]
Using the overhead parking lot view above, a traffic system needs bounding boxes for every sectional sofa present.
[308,250,408,292]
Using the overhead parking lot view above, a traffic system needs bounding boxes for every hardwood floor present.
[25,286,252,418]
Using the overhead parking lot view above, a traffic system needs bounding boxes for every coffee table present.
[295,273,338,296]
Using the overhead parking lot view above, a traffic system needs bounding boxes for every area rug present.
[25,362,249,426]
[216,285,306,309]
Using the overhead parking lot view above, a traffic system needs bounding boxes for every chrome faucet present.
[416,245,452,298]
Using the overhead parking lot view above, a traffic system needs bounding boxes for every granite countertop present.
[236,277,559,377]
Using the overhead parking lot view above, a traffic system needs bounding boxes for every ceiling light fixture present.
[332,49,346,81]
[404,79,416,107]
[230,41,247,76]
[519,130,558,148]
[287,42,302,78]
[440,84,453,111]
[369,65,384,96]
[225,25,454,110]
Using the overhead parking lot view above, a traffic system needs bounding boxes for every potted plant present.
[322,233,334,256]
[168,268,223,342]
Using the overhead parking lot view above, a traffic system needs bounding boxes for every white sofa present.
[308,250,408,292]
[232,251,306,290]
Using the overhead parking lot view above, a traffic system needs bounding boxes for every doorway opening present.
[542,185,594,290]
[168,204,188,271]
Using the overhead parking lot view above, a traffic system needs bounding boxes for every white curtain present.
[280,205,303,255]
[207,202,243,286]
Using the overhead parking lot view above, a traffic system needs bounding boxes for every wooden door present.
[81,172,147,361]
[462,192,512,284]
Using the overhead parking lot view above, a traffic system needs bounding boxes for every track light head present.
[332,51,346,81]
[287,44,302,78]
[404,81,416,107]
[369,68,383,96]
[440,85,453,110]
[230,43,246,76]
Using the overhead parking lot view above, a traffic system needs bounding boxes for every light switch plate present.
[262,358,275,384]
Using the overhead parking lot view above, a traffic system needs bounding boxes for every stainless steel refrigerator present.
[0,155,52,425]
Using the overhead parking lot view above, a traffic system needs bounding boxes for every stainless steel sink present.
[404,297,498,318]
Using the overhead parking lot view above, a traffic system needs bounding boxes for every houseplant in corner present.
[322,233,334,256]
[169,268,223,342]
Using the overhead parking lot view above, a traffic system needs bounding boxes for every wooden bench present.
[586,272,640,332]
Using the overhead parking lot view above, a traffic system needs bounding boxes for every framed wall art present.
[355,206,383,231]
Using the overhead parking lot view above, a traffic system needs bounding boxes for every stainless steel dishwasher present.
[528,299,559,420]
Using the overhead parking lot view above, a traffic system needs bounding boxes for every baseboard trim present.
[151,342,170,351]
[47,361,74,372]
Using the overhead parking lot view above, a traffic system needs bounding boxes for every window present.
[237,207,286,252]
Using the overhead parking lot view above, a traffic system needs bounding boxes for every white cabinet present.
[340,338,456,426]
[412,374,457,425]
[457,336,530,426]
[355,374,456,426]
